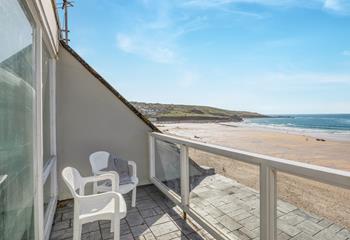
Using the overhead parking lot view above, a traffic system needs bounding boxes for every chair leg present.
[132,187,137,207]
[73,220,81,240]
[113,215,120,240]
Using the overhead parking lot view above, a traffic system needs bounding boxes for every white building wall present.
[56,45,153,200]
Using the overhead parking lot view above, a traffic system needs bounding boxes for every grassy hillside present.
[131,102,267,122]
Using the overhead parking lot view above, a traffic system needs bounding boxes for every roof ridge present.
[59,40,160,132]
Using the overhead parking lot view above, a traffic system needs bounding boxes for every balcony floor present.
[50,174,350,240]
[189,174,350,240]
[50,185,214,240]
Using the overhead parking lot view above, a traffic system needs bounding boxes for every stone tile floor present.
[189,174,350,240]
[50,184,213,240]
[50,174,350,240]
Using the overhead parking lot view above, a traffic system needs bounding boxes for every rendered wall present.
[56,46,152,200]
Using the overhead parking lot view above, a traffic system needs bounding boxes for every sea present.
[242,114,350,141]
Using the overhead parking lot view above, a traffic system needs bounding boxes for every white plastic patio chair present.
[89,151,139,207]
[62,167,127,240]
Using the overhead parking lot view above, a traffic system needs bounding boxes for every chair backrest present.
[62,167,82,198]
[89,151,110,174]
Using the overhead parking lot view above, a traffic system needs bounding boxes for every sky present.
[63,0,350,114]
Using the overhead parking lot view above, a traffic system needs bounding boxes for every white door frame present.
[43,57,58,240]
[33,24,44,240]
[25,1,58,240]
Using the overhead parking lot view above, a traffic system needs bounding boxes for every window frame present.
[42,55,57,240]
[23,1,58,240]
[0,1,38,239]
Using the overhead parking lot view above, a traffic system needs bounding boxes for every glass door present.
[0,0,35,239]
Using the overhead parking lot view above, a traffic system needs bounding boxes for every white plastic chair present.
[89,151,139,207]
[62,167,127,240]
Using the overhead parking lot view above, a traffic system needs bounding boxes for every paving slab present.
[50,175,350,240]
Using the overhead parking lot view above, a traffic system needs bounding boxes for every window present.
[42,44,51,167]
[0,0,35,239]
[1,1,57,240]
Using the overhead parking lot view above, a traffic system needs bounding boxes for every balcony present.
[50,185,213,240]
[49,132,350,240]
[50,177,350,240]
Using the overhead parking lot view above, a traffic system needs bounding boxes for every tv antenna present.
[59,0,74,44]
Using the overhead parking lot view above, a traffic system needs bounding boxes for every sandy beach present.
[157,122,350,228]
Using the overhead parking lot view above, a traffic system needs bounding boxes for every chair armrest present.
[128,161,137,177]
[95,170,120,188]
[82,173,119,192]
[78,191,124,210]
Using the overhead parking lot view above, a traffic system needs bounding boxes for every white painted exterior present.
[56,46,153,200]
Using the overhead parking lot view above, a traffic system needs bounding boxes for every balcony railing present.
[148,132,350,240]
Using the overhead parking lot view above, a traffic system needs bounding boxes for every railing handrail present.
[150,131,350,240]
[150,132,350,190]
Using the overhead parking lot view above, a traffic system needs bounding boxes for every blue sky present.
[64,0,350,114]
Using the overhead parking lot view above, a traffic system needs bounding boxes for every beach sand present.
[157,122,350,228]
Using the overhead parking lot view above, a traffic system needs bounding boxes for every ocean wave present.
[244,116,350,131]
[238,121,350,141]
[241,121,350,134]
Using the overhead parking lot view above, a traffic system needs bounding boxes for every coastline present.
[156,120,350,142]
[156,121,350,228]
[157,122,350,171]
[228,121,350,142]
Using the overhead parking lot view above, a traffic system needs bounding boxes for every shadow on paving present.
[50,175,350,240]
[50,185,214,240]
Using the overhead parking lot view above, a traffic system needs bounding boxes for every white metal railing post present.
[260,163,277,240]
[149,134,156,179]
[180,144,190,212]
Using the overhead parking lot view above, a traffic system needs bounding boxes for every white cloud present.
[323,0,350,14]
[324,0,342,11]
[116,33,176,63]
[116,34,134,52]
[115,1,209,64]
[342,50,350,56]
[177,71,200,88]
[228,71,350,87]
[182,0,236,8]
[182,0,321,9]
[148,47,175,63]
[116,0,350,63]
[183,0,350,15]
[258,72,350,84]
[115,0,211,64]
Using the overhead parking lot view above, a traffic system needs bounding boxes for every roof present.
[60,40,160,132]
